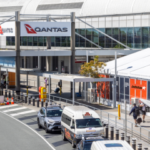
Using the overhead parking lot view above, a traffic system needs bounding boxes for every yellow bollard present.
[60,87,62,95]
[26,86,28,96]
[118,104,121,120]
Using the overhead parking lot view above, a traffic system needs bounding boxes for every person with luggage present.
[129,103,139,127]
[140,102,146,123]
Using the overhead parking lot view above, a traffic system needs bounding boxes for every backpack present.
[135,107,140,116]
[136,117,142,124]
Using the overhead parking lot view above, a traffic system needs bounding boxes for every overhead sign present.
[20,22,71,36]
[0,22,15,36]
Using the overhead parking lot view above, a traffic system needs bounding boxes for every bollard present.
[45,101,48,107]
[33,97,35,106]
[137,143,142,150]
[37,98,39,107]
[105,124,109,139]
[116,129,119,140]
[5,90,7,98]
[9,91,11,98]
[28,96,31,105]
[121,133,124,140]
[110,127,114,140]
[25,95,27,103]
[132,138,136,150]
[41,99,43,107]
[126,136,130,144]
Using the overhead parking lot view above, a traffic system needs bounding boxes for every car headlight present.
[48,120,54,124]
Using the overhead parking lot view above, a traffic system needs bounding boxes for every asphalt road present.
[0,105,73,150]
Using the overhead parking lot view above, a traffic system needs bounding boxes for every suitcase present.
[54,87,60,93]
[136,117,142,124]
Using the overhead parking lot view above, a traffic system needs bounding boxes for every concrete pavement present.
[0,104,73,150]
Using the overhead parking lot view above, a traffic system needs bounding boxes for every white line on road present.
[0,104,18,109]
[11,110,36,116]
[3,107,27,113]
[0,111,55,150]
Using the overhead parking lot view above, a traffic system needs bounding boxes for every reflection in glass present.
[61,37,67,47]
[28,37,33,46]
[134,27,141,49]
[33,37,38,46]
[75,29,80,47]
[51,37,55,46]
[38,37,44,46]
[127,28,134,48]
[105,28,112,48]
[142,27,149,48]
[86,28,92,47]
[44,37,46,46]
[21,37,27,46]
[80,29,86,47]
[112,28,119,48]
[92,29,99,47]
[119,28,127,48]
[98,28,105,47]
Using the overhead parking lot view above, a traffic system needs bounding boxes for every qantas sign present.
[21,22,71,36]
[0,22,15,36]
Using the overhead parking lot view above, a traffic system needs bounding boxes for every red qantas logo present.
[24,24,36,34]
[0,26,3,34]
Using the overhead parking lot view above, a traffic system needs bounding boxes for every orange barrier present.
[11,97,14,105]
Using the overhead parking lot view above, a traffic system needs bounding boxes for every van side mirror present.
[71,126,75,129]
[103,124,106,127]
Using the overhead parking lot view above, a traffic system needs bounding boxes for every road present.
[0,105,73,150]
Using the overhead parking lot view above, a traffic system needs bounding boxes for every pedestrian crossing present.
[0,104,37,117]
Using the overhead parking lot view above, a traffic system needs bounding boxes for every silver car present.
[37,105,62,133]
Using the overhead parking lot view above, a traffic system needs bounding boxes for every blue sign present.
[0,57,15,68]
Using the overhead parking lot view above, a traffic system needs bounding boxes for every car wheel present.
[37,118,42,129]
[62,131,67,141]
[72,139,76,148]
[45,123,49,133]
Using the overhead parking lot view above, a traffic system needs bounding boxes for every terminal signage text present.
[21,22,71,36]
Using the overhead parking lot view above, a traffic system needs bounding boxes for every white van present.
[61,106,104,148]
[91,140,133,150]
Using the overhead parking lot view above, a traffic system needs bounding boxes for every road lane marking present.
[11,110,36,116]
[3,107,27,113]
[0,104,18,109]
[0,111,55,150]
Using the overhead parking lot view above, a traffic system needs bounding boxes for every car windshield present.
[76,118,102,128]
[47,109,62,117]
[84,143,92,150]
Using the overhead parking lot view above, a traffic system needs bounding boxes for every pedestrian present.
[129,103,139,127]
[44,77,47,88]
[140,102,146,123]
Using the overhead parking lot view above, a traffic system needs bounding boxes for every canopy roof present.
[101,48,150,79]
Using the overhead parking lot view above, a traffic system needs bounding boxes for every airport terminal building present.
[0,0,150,73]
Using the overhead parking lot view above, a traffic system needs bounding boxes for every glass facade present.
[6,27,150,49]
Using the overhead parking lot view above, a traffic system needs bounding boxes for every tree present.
[79,55,106,104]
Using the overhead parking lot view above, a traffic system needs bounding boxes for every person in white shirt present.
[140,103,146,123]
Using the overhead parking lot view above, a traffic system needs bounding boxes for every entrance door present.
[52,56,58,71]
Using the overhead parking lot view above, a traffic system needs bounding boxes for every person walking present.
[140,102,146,123]
[129,103,139,127]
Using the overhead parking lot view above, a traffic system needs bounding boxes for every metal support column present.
[46,15,51,72]
[125,100,127,139]
[49,75,51,103]
[15,11,20,95]
[113,51,117,108]
[70,12,75,74]
[37,75,39,92]
[38,56,41,70]
[0,66,2,95]
[6,69,8,90]
[24,56,26,68]
[26,71,28,96]
[72,80,75,105]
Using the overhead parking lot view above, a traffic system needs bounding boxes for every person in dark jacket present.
[129,103,138,127]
